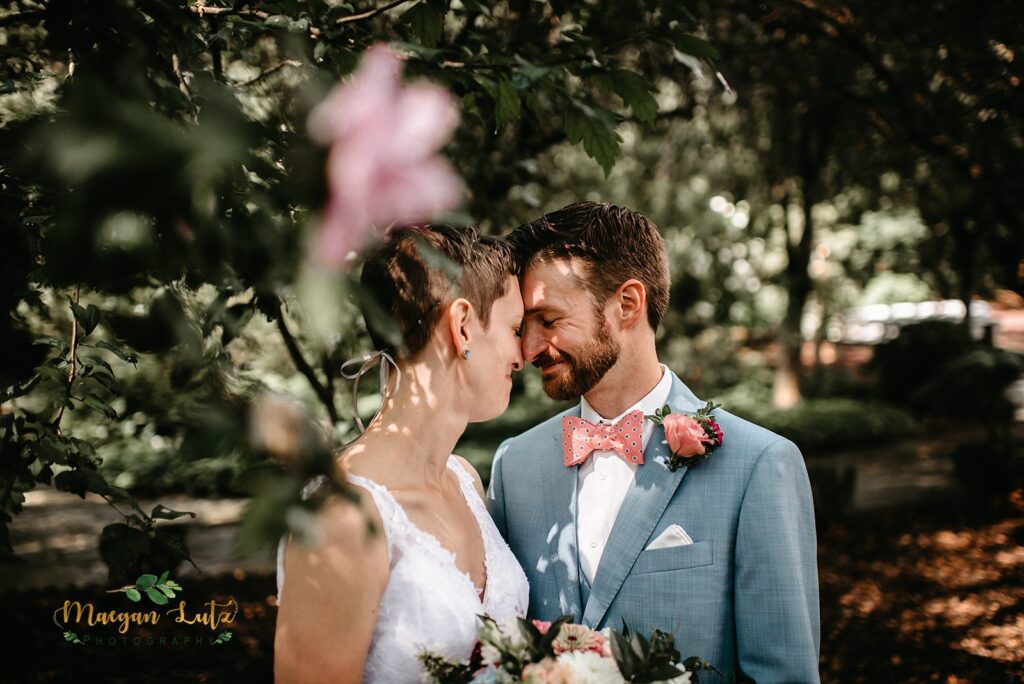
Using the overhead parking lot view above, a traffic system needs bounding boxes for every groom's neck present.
[582,343,663,419]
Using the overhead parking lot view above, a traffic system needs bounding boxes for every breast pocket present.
[631,540,713,575]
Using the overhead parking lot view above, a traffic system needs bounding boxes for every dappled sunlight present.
[960,614,1024,663]
[820,512,1024,682]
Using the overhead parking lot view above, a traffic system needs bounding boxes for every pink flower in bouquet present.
[532,619,552,635]
[552,623,605,655]
[306,43,463,267]
[662,413,711,457]
[521,658,577,684]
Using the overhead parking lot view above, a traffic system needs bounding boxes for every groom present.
[488,202,820,682]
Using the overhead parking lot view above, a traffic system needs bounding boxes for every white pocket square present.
[645,524,694,550]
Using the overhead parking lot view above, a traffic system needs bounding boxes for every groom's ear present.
[614,279,648,330]
[446,298,474,357]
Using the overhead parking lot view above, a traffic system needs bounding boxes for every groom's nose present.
[521,321,545,364]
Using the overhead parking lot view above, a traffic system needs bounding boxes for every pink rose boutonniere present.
[646,400,724,471]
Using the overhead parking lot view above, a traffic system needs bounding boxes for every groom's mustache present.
[531,350,572,369]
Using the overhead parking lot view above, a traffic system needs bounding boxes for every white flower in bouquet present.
[469,665,517,684]
[521,658,578,684]
[556,650,625,684]
[664,664,692,684]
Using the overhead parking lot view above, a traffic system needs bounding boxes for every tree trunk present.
[773,191,815,409]
[949,212,975,337]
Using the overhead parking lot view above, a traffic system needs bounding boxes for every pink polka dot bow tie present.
[561,409,645,467]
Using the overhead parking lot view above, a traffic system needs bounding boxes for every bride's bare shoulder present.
[336,440,402,486]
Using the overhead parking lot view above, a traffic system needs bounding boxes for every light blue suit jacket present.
[487,371,820,682]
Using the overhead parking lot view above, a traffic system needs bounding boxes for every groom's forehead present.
[521,258,588,310]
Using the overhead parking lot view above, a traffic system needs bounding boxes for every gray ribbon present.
[340,350,402,433]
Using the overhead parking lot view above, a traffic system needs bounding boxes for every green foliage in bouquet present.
[611,620,720,683]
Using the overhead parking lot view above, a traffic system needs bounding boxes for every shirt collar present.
[580,364,673,425]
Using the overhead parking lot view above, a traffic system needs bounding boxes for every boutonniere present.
[645,400,724,471]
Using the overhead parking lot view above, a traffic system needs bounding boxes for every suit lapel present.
[541,404,584,619]
[581,373,701,628]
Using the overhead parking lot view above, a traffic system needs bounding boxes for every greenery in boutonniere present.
[647,401,724,472]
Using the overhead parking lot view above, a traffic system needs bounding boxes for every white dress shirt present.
[576,364,673,585]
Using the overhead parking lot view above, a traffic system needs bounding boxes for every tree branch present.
[273,300,339,425]
[336,0,416,25]
[52,284,81,434]
[187,5,270,20]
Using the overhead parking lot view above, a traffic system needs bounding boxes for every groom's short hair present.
[359,225,520,359]
[509,202,670,331]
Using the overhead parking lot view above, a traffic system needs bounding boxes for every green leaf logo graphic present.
[107,571,183,605]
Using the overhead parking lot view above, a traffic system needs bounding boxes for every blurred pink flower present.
[663,413,711,457]
[307,43,463,266]
[521,659,577,684]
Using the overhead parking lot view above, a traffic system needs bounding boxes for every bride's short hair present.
[359,225,519,359]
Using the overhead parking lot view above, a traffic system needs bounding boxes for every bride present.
[274,225,530,682]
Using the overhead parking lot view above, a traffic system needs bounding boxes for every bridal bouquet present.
[420,615,716,684]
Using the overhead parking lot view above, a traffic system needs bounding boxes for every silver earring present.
[463,349,470,360]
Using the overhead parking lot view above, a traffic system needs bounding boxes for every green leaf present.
[136,573,158,589]
[263,14,307,31]
[82,393,118,420]
[610,628,638,678]
[676,34,720,61]
[153,526,198,571]
[144,586,169,605]
[493,79,521,129]
[94,340,138,365]
[87,370,121,395]
[70,301,101,336]
[124,587,142,602]
[514,55,550,82]
[607,69,659,124]
[402,0,446,49]
[98,523,151,583]
[159,586,176,598]
[150,504,196,521]
[157,570,169,585]
[54,470,89,498]
[82,355,114,374]
[563,104,620,176]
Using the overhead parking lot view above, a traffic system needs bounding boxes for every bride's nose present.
[511,348,524,372]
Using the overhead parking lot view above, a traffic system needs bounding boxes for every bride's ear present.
[446,298,473,358]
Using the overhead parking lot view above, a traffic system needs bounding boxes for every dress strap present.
[445,456,486,515]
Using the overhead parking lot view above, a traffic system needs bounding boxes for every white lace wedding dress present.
[276,455,530,683]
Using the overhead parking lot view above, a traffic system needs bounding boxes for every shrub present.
[731,398,920,454]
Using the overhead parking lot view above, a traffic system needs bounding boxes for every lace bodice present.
[276,456,529,683]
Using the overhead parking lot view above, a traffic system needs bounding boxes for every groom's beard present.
[533,318,621,401]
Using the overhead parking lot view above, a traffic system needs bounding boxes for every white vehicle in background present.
[827,299,995,345]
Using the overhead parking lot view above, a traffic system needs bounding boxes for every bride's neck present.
[357,364,467,489]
